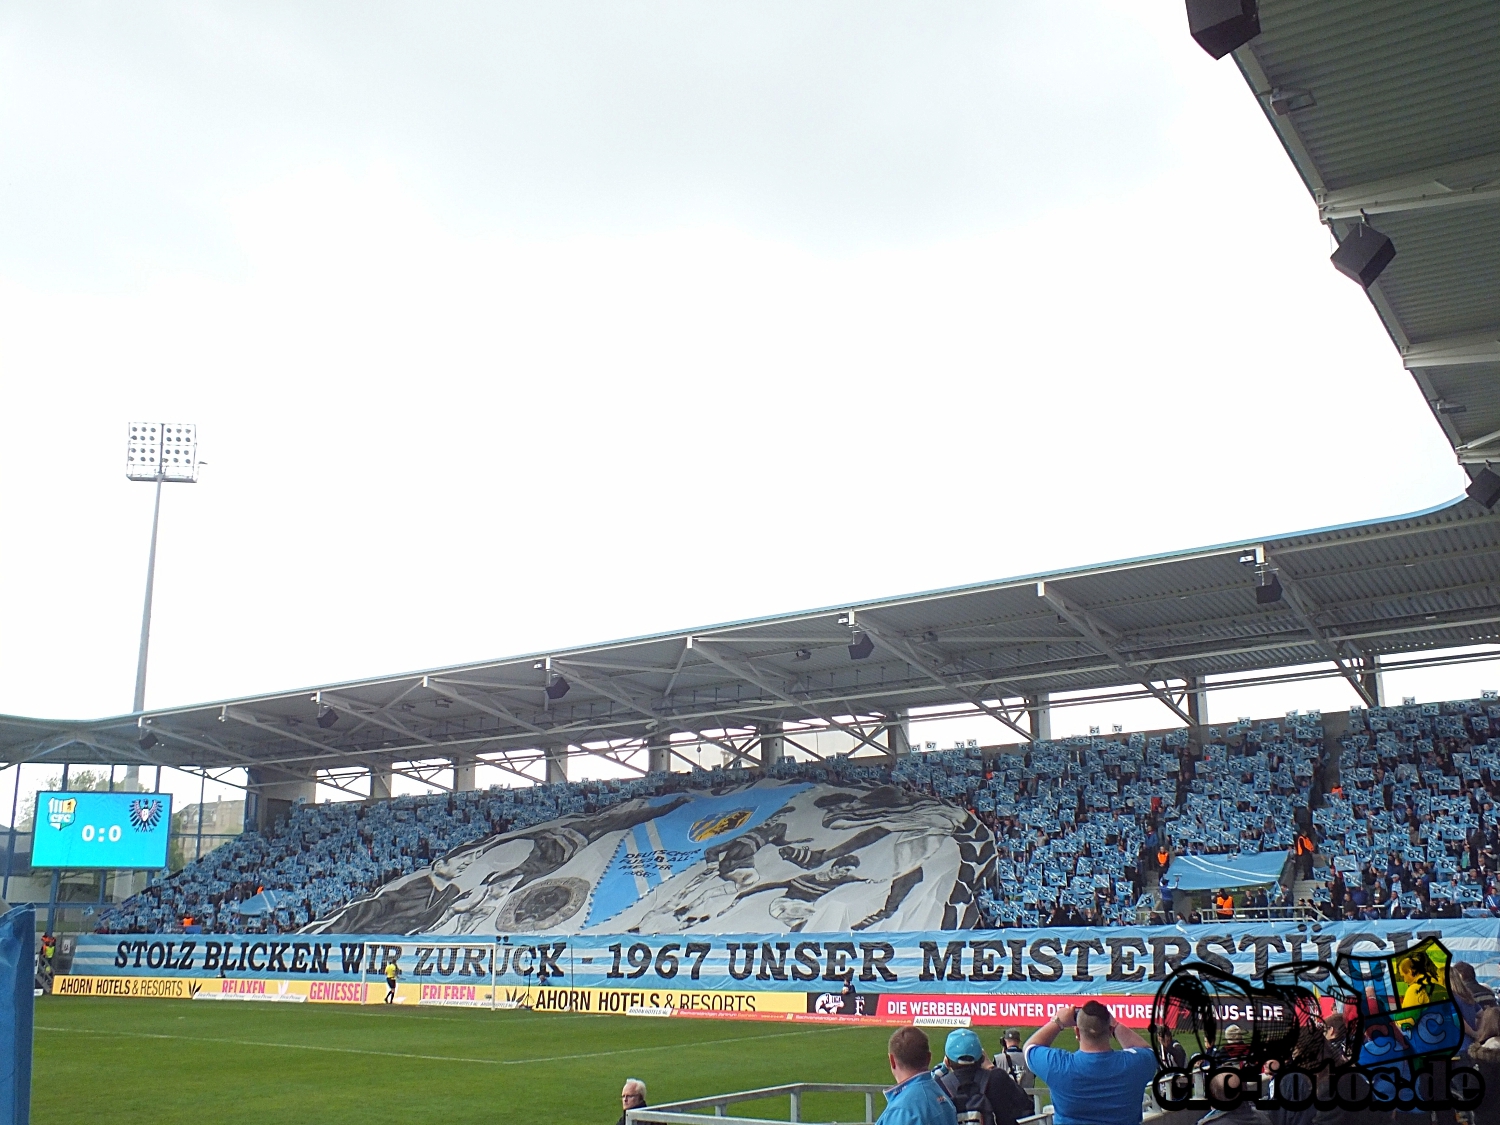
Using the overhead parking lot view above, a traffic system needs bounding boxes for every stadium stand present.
[96,695,1500,935]
[962,714,1315,928]
[1319,698,1500,920]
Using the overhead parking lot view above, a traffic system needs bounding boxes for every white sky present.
[0,3,1485,808]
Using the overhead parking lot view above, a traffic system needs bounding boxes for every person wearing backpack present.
[998,1030,1034,1095]
[933,1029,1033,1125]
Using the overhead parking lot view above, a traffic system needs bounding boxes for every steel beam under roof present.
[1230,0,1500,477]
[1,496,1498,775]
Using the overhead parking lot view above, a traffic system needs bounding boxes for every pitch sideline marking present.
[34,1022,856,1067]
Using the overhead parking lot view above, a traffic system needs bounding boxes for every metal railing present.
[1225,905,1316,921]
[628,1085,1064,1125]
[628,1083,887,1125]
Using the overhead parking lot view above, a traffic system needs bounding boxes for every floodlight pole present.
[125,421,198,713]
[133,475,165,713]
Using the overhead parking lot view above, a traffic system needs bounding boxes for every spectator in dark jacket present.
[616,1078,647,1125]
[1157,1028,1187,1070]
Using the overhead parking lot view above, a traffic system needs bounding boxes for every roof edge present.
[1,495,1477,727]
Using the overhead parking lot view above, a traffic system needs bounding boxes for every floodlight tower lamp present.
[126,422,200,713]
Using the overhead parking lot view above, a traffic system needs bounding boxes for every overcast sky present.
[0,2,1472,726]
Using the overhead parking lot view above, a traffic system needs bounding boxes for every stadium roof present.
[3,496,1498,785]
[1232,1,1500,475]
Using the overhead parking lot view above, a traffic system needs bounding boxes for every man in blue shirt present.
[877,1026,958,1125]
[1023,1002,1157,1125]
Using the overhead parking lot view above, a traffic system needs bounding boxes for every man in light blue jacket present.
[877,1026,958,1125]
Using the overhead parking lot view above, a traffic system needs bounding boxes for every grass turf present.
[35,999,1070,1124]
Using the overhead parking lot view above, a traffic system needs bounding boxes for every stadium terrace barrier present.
[629,1090,1179,1125]
[627,1083,891,1125]
[53,921,1500,1024]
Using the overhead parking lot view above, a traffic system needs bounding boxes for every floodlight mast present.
[125,423,199,713]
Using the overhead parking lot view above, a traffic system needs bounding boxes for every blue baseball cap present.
[945,1028,984,1065]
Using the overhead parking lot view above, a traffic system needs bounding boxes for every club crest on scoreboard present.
[129,799,165,832]
[47,797,77,831]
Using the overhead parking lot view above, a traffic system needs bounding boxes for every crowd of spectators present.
[1311,696,1500,921]
[930,713,1321,927]
[96,693,1500,935]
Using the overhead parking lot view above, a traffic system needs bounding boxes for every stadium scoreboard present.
[30,792,173,869]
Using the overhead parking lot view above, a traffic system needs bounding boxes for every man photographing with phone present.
[1022,1002,1157,1125]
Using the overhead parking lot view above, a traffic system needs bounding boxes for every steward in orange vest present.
[1295,831,1316,878]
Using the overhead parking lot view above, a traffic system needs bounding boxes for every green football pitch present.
[33,998,1065,1124]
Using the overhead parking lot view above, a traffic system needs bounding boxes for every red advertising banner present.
[877,994,1158,1028]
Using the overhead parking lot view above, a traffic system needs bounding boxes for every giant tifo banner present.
[55,921,1500,1027]
[306,780,997,934]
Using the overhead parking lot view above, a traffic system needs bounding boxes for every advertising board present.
[56,920,1500,1025]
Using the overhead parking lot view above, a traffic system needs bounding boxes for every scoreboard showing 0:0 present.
[30,791,173,870]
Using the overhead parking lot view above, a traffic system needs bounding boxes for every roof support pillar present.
[886,709,911,759]
[452,753,476,793]
[247,768,315,832]
[1360,655,1386,709]
[757,722,784,768]
[1026,694,1052,742]
[1185,677,1209,729]
[544,745,569,786]
[646,733,671,775]
[369,765,392,801]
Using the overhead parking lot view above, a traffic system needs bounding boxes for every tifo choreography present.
[304,780,995,936]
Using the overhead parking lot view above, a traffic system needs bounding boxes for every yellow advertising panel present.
[194,977,310,1002]
[517,986,805,1015]
[54,973,807,1016]
[53,975,198,999]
